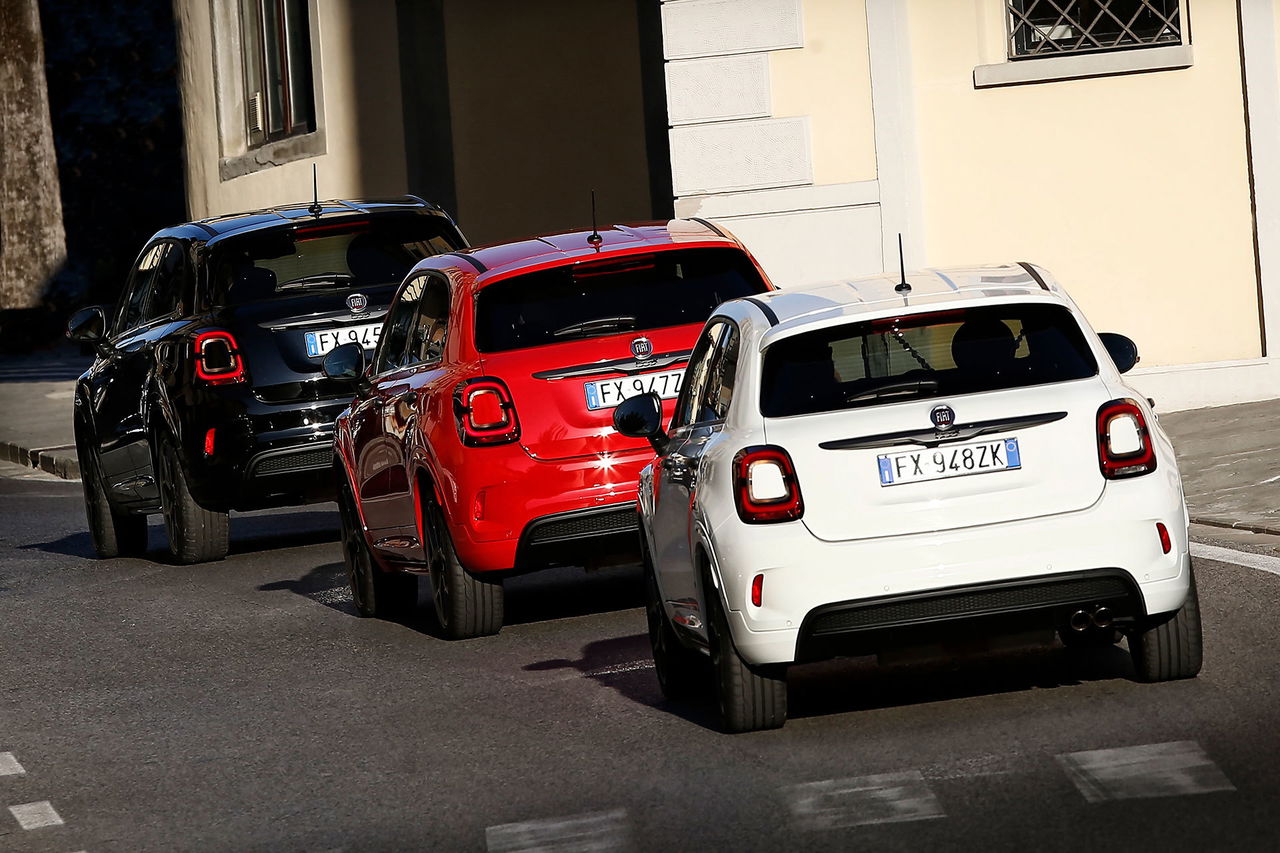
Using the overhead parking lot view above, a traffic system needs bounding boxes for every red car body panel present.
[334,220,775,576]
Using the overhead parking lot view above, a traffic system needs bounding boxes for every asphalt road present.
[2,463,1278,852]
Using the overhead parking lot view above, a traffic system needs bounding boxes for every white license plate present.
[305,323,382,357]
[878,437,1022,486]
[584,369,684,410]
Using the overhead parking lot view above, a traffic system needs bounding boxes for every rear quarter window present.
[760,303,1098,418]
[474,247,769,353]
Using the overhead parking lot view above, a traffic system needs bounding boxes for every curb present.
[0,440,80,480]
[1189,516,1280,538]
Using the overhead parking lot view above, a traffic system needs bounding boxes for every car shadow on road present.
[786,642,1135,721]
[503,563,645,626]
[258,560,360,618]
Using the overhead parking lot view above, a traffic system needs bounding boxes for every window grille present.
[1008,0,1183,58]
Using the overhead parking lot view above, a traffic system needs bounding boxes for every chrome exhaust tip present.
[1092,606,1114,629]
[1069,610,1092,632]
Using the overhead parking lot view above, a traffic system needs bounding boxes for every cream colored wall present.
[906,0,1260,367]
[770,0,878,185]
[176,0,407,220]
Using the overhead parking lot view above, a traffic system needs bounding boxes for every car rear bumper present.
[706,477,1191,666]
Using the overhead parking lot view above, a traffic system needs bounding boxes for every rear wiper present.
[552,315,637,338]
[845,378,940,403]
[278,272,355,290]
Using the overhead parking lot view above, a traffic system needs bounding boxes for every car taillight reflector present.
[194,330,246,385]
[1157,522,1172,554]
[454,378,520,446]
[1097,398,1156,479]
[204,428,216,457]
[733,445,803,524]
[751,573,764,607]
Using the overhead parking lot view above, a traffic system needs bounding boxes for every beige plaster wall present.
[770,0,877,185]
[176,0,408,220]
[907,0,1260,367]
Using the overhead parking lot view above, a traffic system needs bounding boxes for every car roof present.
[746,263,1070,346]
[151,196,452,245]
[419,219,742,284]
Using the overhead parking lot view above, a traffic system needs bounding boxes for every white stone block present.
[662,0,803,60]
[670,117,812,196]
[666,54,772,125]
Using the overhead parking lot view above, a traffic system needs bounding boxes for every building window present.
[1008,0,1183,59]
[240,0,316,147]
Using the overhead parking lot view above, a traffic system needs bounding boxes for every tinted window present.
[671,320,727,430]
[407,277,450,365]
[144,243,187,322]
[474,248,768,353]
[373,277,425,374]
[760,304,1098,418]
[208,215,461,305]
[701,323,740,423]
[115,243,165,334]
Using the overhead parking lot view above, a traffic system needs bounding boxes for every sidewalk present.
[0,346,1277,533]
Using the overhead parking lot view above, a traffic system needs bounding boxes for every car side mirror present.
[1099,332,1139,374]
[612,391,669,454]
[323,342,366,381]
[66,306,107,345]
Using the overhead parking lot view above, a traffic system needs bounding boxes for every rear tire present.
[1130,567,1204,682]
[423,492,503,639]
[157,436,229,564]
[705,567,787,733]
[644,538,705,700]
[339,484,417,618]
[79,440,148,559]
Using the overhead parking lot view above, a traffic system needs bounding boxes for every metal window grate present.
[1008,0,1182,58]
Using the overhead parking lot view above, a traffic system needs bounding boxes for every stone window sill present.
[973,44,1193,89]
[219,130,327,182]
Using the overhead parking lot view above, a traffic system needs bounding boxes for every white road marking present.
[1057,741,1235,803]
[787,771,946,830]
[486,808,628,852]
[0,753,25,776]
[585,660,655,677]
[1190,541,1280,577]
[9,800,64,830]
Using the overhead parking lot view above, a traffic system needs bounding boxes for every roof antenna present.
[587,189,603,248]
[894,233,911,294]
[307,163,323,218]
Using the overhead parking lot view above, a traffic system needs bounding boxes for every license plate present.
[305,323,382,357]
[877,437,1022,486]
[584,369,684,410]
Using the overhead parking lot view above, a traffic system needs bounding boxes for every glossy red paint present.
[333,220,776,576]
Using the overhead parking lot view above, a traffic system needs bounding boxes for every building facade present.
[176,0,1280,410]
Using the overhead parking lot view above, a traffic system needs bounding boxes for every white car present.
[613,263,1201,733]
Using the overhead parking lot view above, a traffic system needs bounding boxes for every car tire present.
[79,440,148,559]
[704,566,787,733]
[339,483,417,618]
[422,492,503,639]
[1129,566,1204,682]
[157,436,229,564]
[643,537,705,700]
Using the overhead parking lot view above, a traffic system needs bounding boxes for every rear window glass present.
[473,247,769,353]
[760,303,1098,418]
[208,214,462,305]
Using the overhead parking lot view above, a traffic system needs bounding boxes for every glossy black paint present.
[322,342,366,381]
[66,306,108,344]
[71,197,466,515]
[1100,332,1140,374]
[612,391,668,454]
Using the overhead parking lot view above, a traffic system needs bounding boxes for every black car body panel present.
[74,197,466,515]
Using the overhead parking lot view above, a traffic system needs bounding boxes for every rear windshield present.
[760,303,1098,418]
[474,247,769,353]
[207,214,462,305]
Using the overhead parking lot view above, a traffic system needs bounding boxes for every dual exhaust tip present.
[1069,605,1114,632]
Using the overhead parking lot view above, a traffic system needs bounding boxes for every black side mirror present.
[323,342,366,381]
[612,391,669,454]
[66,306,107,344]
[1099,332,1139,374]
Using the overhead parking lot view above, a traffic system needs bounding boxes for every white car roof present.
[745,262,1073,348]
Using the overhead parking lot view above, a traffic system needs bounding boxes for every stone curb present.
[0,440,79,480]
[1189,516,1280,538]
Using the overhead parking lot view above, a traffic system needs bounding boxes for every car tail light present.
[194,330,246,385]
[203,428,217,457]
[1097,398,1157,479]
[733,445,803,524]
[1157,522,1172,554]
[454,378,520,446]
[751,573,764,607]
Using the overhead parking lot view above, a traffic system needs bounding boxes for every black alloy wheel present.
[79,435,148,559]
[157,435,229,564]
[340,483,415,618]
[421,490,503,639]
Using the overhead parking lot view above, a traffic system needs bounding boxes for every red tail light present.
[733,445,803,524]
[194,330,246,385]
[1156,522,1172,554]
[1097,398,1157,479]
[751,573,764,607]
[454,378,520,446]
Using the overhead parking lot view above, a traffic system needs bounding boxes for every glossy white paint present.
[638,264,1191,666]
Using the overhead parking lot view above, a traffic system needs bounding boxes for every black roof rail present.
[744,296,779,327]
[443,252,487,273]
[689,216,727,238]
[1016,261,1051,291]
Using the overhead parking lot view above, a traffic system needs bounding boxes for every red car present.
[326,220,775,637]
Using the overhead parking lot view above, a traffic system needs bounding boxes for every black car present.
[67,196,467,563]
